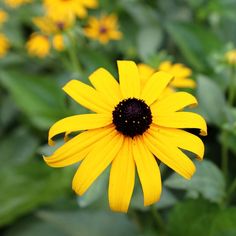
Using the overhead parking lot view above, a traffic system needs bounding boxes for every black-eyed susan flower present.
[0,10,8,25]
[225,49,236,65]
[138,61,196,96]
[44,61,207,212]
[84,14,122,44]
[26,16,72,57]
[26,33,50,58]
[0,33,10,58]
[43,0,98,21]
[4,0,31,8]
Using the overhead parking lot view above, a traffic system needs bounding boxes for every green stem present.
[221,65,236,181]
[221,130,229,180]
[228,66,236,106]
[67,31,83,76]
[224,177,236,205]
[150,205,166,236]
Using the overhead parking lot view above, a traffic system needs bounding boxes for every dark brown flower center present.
[112,98,152,138]
[99,26,108,34]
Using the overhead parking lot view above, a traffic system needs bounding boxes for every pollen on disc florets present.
[112,98,152,138]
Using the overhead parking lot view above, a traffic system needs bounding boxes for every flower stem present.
[150,205,166,236]
[67,31,83,76]
[228,66,236,106]
[221,65,236,180]
[224,177,236,206]
[221,130,229,180]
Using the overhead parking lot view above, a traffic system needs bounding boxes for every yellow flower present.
[26,16,71,56]
[44,61,207,212]
[4,0,31,8]
[225,50,236,65]
[138,61,196,96]
[33,16,73,35]
[84,14,122,44]
[26,33,50,58]
[0,34,10,58]
[0,10,8,25]
[43,0,98,21]
[52,34,64,51]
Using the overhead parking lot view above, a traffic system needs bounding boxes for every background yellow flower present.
[4,0,31,8]
[43,0,98,21]
[0,10,8,25]
[84,14,122,44]
[0,33,10,57]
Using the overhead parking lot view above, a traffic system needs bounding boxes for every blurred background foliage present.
[1,0,236,235]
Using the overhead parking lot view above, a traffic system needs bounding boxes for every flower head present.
[26,16,72,57]
[4,0,31,8]
[84,14,122,44]
[0,10,8,25]
[0,33,10,58]
[43,0,98,21]
[26,33,50,58]
[44,61,207,212]
[138,61,196,96]
[225,49,236,65]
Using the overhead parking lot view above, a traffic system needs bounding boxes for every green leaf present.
[168,199,236,236]
[131,185,177,211]
[5,218,65,236]
[137,26,163,61]
[165,160,226,203]
[0,129,72,226]
[197,74,227,126]
[0,70,69,129]
[165,22,222,71]
[168,199,218,236]
[77,169,109,208]
[37,210,138,236]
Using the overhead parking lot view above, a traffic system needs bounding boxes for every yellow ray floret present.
[44,60,207,212]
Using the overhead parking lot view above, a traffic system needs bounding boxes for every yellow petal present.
[108,138,135,212]
[63,80,113,114]
[132,136,162,206]
[137,63,155,88]
[151,126,204,160]
[72,130,123,195]
[171,78,196,88]
[118,60,140,98]
[48,114,112,145]
[158,61,172,71]
[151,92,198,115]
[89,68,122,107]
[153,112,207,136]
[141,71,173,105]
[44,126,113,167]
[144,129,196,179]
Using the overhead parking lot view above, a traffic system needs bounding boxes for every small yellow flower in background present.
[26,16,73,57]
[44,60,207,212]
[32,16,73,52]
[4,0,31,8]
[0,10,8,25]
[225,50,236,65]
[26,33,50,58]
[84,14,122,44]
[43,0,98,21]
[0,33,10,58]
[138,61,196,96]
